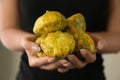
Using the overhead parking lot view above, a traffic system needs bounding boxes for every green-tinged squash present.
[35,31,75,59]
[33,11,67,35]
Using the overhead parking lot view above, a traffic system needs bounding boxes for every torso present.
[18,0,109,80]
[20,0,109,33]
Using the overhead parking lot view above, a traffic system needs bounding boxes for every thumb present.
[97,39,107,51]
[21,40,40,53]
[90,33,107,51]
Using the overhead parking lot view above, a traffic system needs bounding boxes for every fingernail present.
[98,39,107,50]
[68,55,74,60]
[32,45,40,51]
[98,44,104,50]
[63,63,69,67]
[80,49,86,53]
[98,41,104,50]
[60,60,67,64]
[80,49,88,56]
[48,58,55,63]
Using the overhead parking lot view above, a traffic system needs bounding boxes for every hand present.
[62,32,107,70]
[21,35,63,70]
[67,49,96,69]
[57,49,96,73]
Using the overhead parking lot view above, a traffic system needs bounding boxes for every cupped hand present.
[67,49,96,69]
[20,32,107,72]
[58,32,107,72]
[57,49,96,73]
[20,35,63,70]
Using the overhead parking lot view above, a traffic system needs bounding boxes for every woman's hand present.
[67,49,96,69]
[57,49,96,72]
[20,35,65,70]
[57,32,107,72]
[20,32,107,72]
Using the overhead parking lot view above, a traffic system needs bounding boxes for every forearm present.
[0,27,35,51]
[92,32,120,53]
[0,0,28,51]
[93,0,120,54]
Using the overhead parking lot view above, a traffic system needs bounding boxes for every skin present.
[0,0,120,73]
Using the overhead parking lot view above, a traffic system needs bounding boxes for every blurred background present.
[0,42,120,80]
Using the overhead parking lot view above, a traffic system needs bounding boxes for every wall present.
[103,53,120,80]
[0,43,22,80]
[0,42,120,80]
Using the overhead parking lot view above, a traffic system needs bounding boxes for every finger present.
[80,49,96,63]
[29,57,55,67]
[57,67,69,73]
[59,59,73,69]
[40,61,61,70]
[67,55,87,69]
[26,51,55,67]
[97,39,107,50]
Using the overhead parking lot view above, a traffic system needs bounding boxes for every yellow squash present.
[33,11,67,35]
[35,31,75,59]
[66,13,86,39]
[75,33,96,54]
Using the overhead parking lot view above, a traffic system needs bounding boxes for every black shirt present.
[17,0,109,80]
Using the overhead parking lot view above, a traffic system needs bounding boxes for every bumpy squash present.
[75,33,96,54]
[35,31,75,59]
[33,11,67,35]
[33,11,96,59]
[66,13,86,39]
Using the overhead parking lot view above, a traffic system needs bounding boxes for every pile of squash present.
[33,11,96,59]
